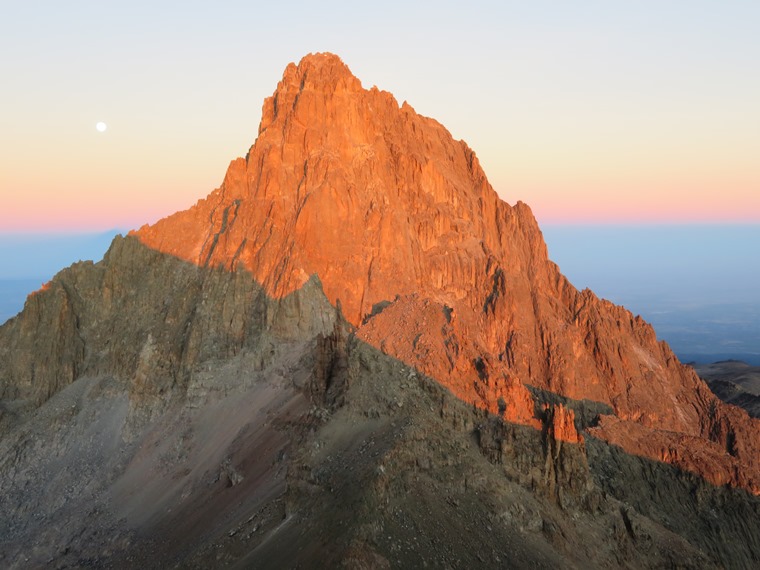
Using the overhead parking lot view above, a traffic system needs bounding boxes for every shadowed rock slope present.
[697,360,760,419]
[1,53,760,568]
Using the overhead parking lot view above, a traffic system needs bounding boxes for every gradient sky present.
[1,1,759,231]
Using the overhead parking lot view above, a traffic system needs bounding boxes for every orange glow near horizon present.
[2,171,759,232]
[498,178,760,225]
[2,121,758,232]
[2,3,759,232]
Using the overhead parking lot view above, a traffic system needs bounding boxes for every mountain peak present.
[4,53,760,567]
[259,52,364,134]
[288,51,355,81]
[130,53,760,495]
[138,51,524,328]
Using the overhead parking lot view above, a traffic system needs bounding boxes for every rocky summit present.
[1,53,759,568]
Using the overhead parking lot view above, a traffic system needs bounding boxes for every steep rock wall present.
[133,53,760,492]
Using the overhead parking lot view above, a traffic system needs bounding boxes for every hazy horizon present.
[2,224,757,364]
[542,224,760,364]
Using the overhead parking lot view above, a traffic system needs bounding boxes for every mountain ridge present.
[130,52,760,493]
[1,52,760,567]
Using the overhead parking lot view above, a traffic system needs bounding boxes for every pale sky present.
[1,1,759,231]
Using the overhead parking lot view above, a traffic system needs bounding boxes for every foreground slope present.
[1,53,759,568]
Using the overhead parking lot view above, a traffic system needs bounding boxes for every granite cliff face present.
[1,53,760,568]
[134,53,760,493]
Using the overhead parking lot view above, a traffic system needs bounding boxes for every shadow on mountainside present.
[1,237,760,568]
[695,361,760,419]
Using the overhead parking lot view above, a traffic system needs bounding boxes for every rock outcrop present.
[132,52,760,494]
[1,52,760,568]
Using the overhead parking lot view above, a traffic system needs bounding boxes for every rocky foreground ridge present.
[1,53,760,568]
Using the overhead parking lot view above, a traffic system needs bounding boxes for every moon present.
[96,122,107,132]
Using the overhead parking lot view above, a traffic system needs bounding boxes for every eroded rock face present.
[0,236,338,425]
[132,53,760,493]
[2,52,760,568]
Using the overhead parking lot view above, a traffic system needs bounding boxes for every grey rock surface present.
[1,237,759,568]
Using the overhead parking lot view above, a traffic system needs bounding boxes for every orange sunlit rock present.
[132,53,760,492]
[550,404,583,444]
[28,281,51,298]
